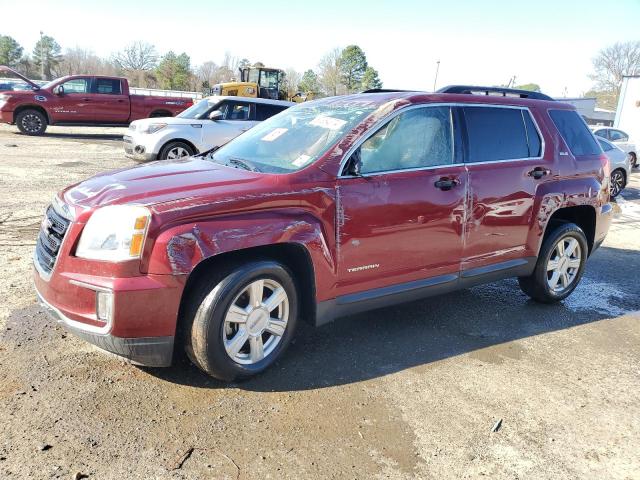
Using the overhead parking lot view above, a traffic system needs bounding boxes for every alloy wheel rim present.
[22,114,42,133]
[167,147,189,159]
[610,171,624,197]
[546,237,582,293]
[222,278,289,365]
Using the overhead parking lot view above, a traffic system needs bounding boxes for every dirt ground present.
[0,123,639,480]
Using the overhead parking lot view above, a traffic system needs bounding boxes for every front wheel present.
[16,109,48,135]
[183,261,298,381]
[518,222,588,303]
[158,141,195,160]
[629,152,637,169]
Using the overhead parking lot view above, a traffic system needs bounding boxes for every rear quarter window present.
[256,104,289,121]
[549,109,601,157]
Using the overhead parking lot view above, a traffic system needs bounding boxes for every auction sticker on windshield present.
[309,116,347,130]
[261,128,288,142]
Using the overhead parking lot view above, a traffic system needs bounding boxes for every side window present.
[609,130,628,142]
[594,129,608,139]
[358,106,453,174]
[255,104,288,121]
[549,110,601,157]
[61,78,89,94]
[522,110,542,157]
[463,107,529,162]
[94,78,122,95]
[597,139,613,152]
[226,102,251,121]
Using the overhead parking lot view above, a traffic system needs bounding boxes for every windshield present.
[177,98,220,119]
[210,101,376,173]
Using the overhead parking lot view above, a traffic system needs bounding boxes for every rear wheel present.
[630,152,637,168]
[183,260,298,381]
[16,109,48,135]
[158,141,195,160]
[150,110,171,118]
[518,222,588,303]
[610,169,626,198]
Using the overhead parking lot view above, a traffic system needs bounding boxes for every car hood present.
[0,66,42,90]
[62,157,262,214]
[130,117,210,129]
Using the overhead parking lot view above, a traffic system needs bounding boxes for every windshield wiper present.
[228,157,260,172]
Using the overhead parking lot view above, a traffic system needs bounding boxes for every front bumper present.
[36,288,174,366]
[0,108,14,124]
[123,135,158,162]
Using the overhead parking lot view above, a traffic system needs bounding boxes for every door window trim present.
[338,103,545,178]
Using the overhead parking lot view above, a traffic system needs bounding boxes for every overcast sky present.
[3,0,639,96]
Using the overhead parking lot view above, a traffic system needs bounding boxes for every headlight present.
[76,205,150,262]
[139,123,167,134]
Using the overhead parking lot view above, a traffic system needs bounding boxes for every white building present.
[555,97,616,126]
[615,76,640,141]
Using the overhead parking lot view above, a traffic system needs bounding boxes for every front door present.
[49,77,93,122]
[336,105,466,296]
[202,100,258,147]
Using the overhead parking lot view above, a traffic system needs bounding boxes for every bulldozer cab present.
[240,67,283,100]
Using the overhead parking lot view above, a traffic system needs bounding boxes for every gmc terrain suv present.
[34,86,612,381]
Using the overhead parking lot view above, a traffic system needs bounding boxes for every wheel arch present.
[150,109,172,118]
[177,242,317,336]
[158,138,198,157]
[544,205,596,255]
[14,104,50,124]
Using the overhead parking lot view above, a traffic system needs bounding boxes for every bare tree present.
[318,47,345,97]
[57,47,116,76]
[283,68,301,99]
[112,41,158,72]
[590,41,640,93]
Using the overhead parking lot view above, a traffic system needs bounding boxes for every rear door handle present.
[434,177,459,191]
[82,98,91,101]
[528,167,550,179]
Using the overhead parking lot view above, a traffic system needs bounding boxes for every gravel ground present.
[0,123,639,479]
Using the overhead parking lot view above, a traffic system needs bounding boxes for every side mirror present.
[208,110,223,121]
[53,85,64,95]
[346,148,363,176]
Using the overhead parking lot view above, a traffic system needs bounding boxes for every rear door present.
[337,105,467,296]
[91,78,130,123]
[50,77,93,123]
[461,105,550,272]
[201,100,257,148]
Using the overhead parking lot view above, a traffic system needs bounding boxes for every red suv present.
[34,86,612,381]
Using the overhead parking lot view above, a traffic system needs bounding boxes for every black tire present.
[16,109,48,135]
[518,222,588,303]
[150,110,171,118]
[630,152,637,169]
[610,168,626,198]
[183,260,299,381]
[158,141,195,160]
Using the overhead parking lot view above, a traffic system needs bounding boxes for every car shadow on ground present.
[142,244,640,392]
[13,132,124,142]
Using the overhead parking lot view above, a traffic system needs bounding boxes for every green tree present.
[156,51,192,90]
[0,35,23,67]
[514,83,541,92]
[299,69,320,93]
[361,67,382,90]
[32,34,61,80]
[339,45,368,92]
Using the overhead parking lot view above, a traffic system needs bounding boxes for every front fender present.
[145,210,336,301]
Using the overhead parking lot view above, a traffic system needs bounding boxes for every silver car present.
[598,137,631,198]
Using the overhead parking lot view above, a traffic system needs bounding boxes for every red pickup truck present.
[0,66,192,135]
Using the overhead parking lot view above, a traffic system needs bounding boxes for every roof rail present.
[360,88,415,94]
[437,85,554,101]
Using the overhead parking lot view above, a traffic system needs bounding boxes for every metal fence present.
[129,88,203,100]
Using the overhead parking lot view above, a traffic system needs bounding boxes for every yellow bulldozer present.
[210,66,313,103]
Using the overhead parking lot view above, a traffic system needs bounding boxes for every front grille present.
[35,205,71,275]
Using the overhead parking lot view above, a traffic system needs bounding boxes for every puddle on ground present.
[563,279,634,317]
[56,161,89,167]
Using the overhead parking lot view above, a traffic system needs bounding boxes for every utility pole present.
[433,60,440,92]
[39,31,45,80]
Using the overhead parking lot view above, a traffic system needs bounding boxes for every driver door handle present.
[434,177,459,191]
[528,167,550,179]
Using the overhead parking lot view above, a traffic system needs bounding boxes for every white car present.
[123,96,294,161]
[597,137,631,198]
[590,126,637,168]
